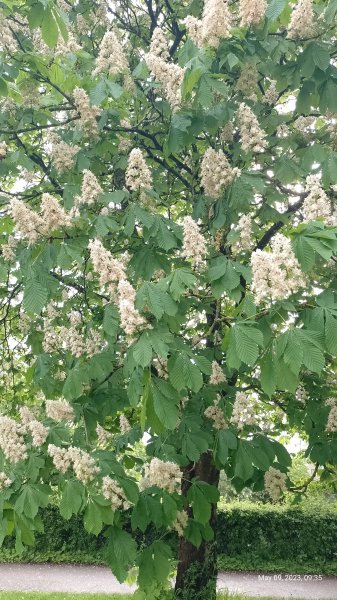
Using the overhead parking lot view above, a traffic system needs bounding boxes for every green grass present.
[0,594,305,600]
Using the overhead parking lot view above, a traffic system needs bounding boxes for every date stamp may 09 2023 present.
[257,574,324,581]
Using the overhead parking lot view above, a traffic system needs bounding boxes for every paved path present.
[0,564,336,598]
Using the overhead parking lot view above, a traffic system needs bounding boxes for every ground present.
[0,564,336,599]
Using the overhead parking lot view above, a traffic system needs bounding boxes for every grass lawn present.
[0,594,305,600]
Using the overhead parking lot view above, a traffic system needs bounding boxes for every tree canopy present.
[0,0,337,598]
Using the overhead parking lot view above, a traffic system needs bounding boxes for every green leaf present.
[151,378,178,430]
[272,440,292,467]
[106,526,137,582]
[23,279,48,315]
[182,431,209,461]
[133,333,153,368]
[28,2,44,28]
[15,484,50,519]
[187,483,212,524]
[234,441,254,482]
[227,323,264,369]
[103,303,119,339]
[169,268,197,300]
[41,6,59,48]
[185,520,202,548]
[136,281,176,320]
[63,366,84,400]
[84,504,101,536]
[266,0,287,21]
[260,350,276,397]
[60,481,84,520]
[325,312,337,355]
[0,78,8,97]
[312,44,330,72]
[138,541,172,589]
[169,353,203,393]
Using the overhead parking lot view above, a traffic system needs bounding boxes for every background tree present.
[1,0,337,598]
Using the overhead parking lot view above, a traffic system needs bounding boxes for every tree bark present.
[174,452,220,600]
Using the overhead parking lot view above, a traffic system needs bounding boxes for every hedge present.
[1,502,337,574]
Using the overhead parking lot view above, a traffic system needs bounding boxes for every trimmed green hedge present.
[1,502,337,574]
[218,501,337,561]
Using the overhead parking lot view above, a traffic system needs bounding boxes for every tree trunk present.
[175,452,220,600]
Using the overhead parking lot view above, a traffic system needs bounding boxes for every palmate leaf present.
[227,323,264,369]
[137,541,172,589]
[105,526,137,583]
[169,352,203,392]
[136,281,177,320]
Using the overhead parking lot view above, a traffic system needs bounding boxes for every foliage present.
[1,503,337,576]
[0,0,337,596]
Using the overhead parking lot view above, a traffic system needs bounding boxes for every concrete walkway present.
[0,563,336,598]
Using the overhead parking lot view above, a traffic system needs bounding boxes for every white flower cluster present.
[326,398,337,433]
[86,329,105,358]
[295,384,308,405]
[93,30,129,77]
[89,239,144,336]
[10,195,71,244]
[48,444,99,483]
[303,175,331,224]
[41,193,71,231]
[96,424,112,447]
[264,466,287,501]
[89,239,126,289]
[294,116,315,135]
[1,235,16,261]
[10,199,45,244]
[0,415,27,463]
[173,510,188,536]
[204,398,228,430]
[45,399,74,422]
[0,472,12,492]
[288,0,314,39]
[210,361,226,385]
[48,444,72,472]
[102,476,130,510]
[55,32,82,56]
[230,391,257,430]
[237,103,268,153]
[73,87,101,137]
[200,148,240,198]
[141,458,181,493]
[117,279,146,336]
[236,63,258,101]
[145,36,184,112]
[18,311,30,336]
[89,239,127,292]
[78,170,103,206]
[186,0,231,48]
[0,141,7,158]
[46,315,105,359]
[251,234,304,304]
[263,80,278,105]
[182,216,207,266]
[68,447,99,484]
[235,214,253,251]
[120,414,131,434]
[0,15,17,52]
[239,0,267,27]
[19,407,49,447]
[125,148,152,191]
[149,27,169,59]
[49,133,80,173]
